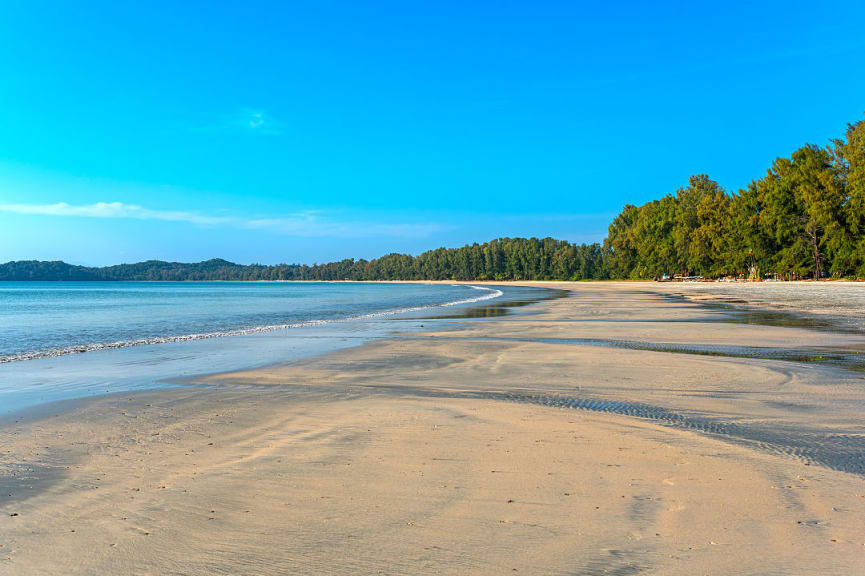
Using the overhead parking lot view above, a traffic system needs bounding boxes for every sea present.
[0,282,546,416]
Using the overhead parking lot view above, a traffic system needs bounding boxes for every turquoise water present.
[0,282,503,362]
[0,282,536,416]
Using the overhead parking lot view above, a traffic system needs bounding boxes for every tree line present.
[1,115,862,282]
[0,239,609,281]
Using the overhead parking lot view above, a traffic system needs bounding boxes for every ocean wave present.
[0,285,503,364]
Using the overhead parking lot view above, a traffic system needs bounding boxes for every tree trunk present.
[810,225,822,280]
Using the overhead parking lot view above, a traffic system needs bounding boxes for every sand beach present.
[1,282,864,575]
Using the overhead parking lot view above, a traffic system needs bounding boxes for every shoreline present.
[0,284,561,418]
[2,282,864,574]
[0,283,510,365]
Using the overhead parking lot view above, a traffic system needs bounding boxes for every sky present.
[1,1,864,266]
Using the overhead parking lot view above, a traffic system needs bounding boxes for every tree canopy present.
[604,114,865,279]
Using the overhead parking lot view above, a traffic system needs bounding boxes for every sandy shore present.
[1,282,864,574]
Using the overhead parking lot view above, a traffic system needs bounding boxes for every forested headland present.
[2,115,863,282]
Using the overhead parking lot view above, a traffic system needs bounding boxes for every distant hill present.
[0,238,609,281]
[0,260,100,281]
[97,258,251,281]
[0,257,290,281]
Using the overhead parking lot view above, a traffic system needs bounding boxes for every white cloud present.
[0,202,230,226]
[243,215,447,238]
[0,201,444,238]
[246,112,265,129]
[233,109,281,135]
[186,108,282,135]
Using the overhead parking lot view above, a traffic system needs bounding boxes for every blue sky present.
[1,1,864,265]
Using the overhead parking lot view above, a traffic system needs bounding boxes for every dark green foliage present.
[832,119,865,276]
[0,260,99,280]
[603,114,865,279]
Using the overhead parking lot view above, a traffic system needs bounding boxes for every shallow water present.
[434,335,865,373]
[0,283,549,416]
[662,282,865,333]
[0,282,504,363]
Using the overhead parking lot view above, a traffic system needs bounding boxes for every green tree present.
[833,118,865,276]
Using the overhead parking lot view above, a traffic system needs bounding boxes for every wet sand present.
[1,282,864,574]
